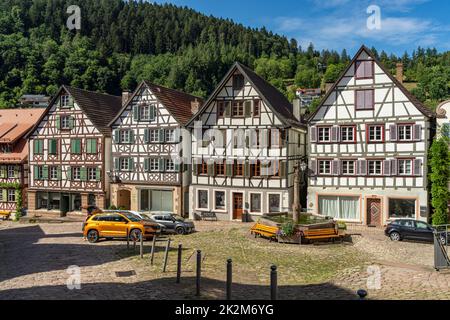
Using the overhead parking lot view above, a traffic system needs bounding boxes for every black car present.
[385,219,449,244]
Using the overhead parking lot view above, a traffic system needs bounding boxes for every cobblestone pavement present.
[1,221,450,300]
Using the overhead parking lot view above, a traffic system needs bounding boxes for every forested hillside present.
[0,0,449,110]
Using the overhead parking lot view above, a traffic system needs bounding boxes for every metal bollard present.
[196,250,201,296]
[226,258,232,300]
[270,265,277,300]
[126,230,130,249]
[150,235,156,265]
[357,289,368,300]
[176,244,182,283]
[140,233,144,259]
[162,238,171,273]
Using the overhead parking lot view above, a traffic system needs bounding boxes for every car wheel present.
[175,227,185,235]
[87,230,99,243]
[389,231,401,241]
[129,229,142,241]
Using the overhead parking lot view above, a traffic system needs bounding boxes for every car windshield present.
[173,215,185,222]
[123,213,142,222]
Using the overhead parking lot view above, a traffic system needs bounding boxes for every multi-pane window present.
[49,166,58,180]
[217,101,226,117]
[318,127,331,142]
[35,166,44,180]
[232,101,244,117]
[355,60,374,79]
[165,129,176,143]
[120,130,131,144]
[251,161,261,177]
[341,160,356,175]
[87,167,97,181]
[253,100,261,117]
[149,159,159,172]
[149,130,160,143]
[398,159,413,175]
[355,89,374,110]
[72,167,81,180]
[368,125,383,142]
[215,161,225,176]
[7,166,15,178]
[140,105,151,120]
[61,95,70,107]
[8,189,15,202]
[341,126,355,142]
[318,160,331,175]
[166,159,176,172]
[368,160,382,175]
[120,158,130,171]
[234,161,244,176]
[398,124,413,141]
[199,161,208,175]
[61,116,71,129]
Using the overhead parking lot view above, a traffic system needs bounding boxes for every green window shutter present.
[2,189,6,202]
[96,167,101,181]
[144,158,149,172]
[72,139,81,154]
[193,163,198,176]
[159,129,165,143]
[207,162,215,177]
[129,158,134,171]
[224,102,231,117]
[244,161,250,177]
[280,161,286,177]
[14,166,19,178]
[114,158,120,171]
[129,130,135,144]
[80,167,87,181]
[159,158,165,172]
[34,140,42,154]
[144,129,149,144]
[67,166,71,181]
[133,106,140,122]
[68,96,74,108]
[244,101,252,117]
[34,166,39,180]
[43,165,48,180]
[150,105,156,121]
[57,167,62,180]
[174,162,180,172]
[69,116,75,130]
[226,163,233,177]
[114,130,120,143]
[86,139,92,154]
[0,166,5,178]
[56,116,60,130]
[48,139,56,155]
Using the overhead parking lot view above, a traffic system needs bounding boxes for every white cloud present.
[275,17,303,32]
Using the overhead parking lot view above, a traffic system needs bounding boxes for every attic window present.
[61,95,70,108]
[232,74,245,90]
[355,60,374,79]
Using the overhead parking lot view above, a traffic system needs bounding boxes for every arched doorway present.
[117,189,131,210]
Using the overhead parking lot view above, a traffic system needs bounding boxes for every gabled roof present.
[27,86,123,137]
[306,45,435,122]
[109,81,203,127]
[186,62,305,128]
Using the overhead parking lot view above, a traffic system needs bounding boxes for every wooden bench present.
[250,223,279,242]
[0,211,11,221]
[302,228,342,243]
[200,211,218,221]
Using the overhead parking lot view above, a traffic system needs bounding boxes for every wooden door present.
[233,193,243,220]
[367,198,381,227]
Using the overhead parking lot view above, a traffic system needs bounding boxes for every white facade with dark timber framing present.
[108,81,202,215]
[187,62,307,221]
[307,45,435,226]
[26,86,122,217]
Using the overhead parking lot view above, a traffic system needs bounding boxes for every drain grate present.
[115,270,136,278]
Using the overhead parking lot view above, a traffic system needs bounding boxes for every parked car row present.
[83,209,195,244]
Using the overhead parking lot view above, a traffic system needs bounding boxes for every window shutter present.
[56,167,61,180]
[2,189,6,202]
[68,96,74,108]
[80,167,87,181]
[114,130,120,143]
[331,127,340,142]
[128,130,134,144]
[383,160,391,176]
[1,166,6,178]
[159,129,165,143]
[226,162,233,177]
[261,161,269,178]
[224,102,231,117]
[414,159,422,176]
[390,159,397,176]
[309,159,317,176]
[389,125,397,141]
[355,61,365,78]
[133,105,140,122]
[310,127,317,143]
[280,161,286,177]
[56,116,60,130]
[129,158,134,171]
[174,128,181,144]
[356,90,364,109]
[244,161,250,177]
[144,158,149,172]
[114,158,120,171]
[150,105,156,121]
[67,166,71,181]
[332,160,340,176]
[365,61,373,78]
[159,158,165,172]
[244,101,252,117]
[359,160,367,176]
[91,139,97,154]
[43,165,48,180]
[413,124,422,141]
[193,163,198,176]
[34,166,39,180]
[69,116,74,129]
[143,129,149,144]
[96,167,101,181]
[365,90,373,109]
[207,162,215,177]
[174,161,180,172]
[14,166,19,178]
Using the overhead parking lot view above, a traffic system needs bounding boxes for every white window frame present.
[196,189,210,211]
[165,129,176,143]
[49,166,58,180]
[7,189,15,202]
[398,159,413,176]
[267,192,282,213]
[368,125,383,142]
[61,95,70,108]
[341,160,356,175]
[7,166,15,178]
[341,126,355,142]
[149,158,159,172]
[213,189,227,212]
[120,130,131,144]
[318,160,332,175]
[317,194,362,222]
[398,124,413,141]
[165,159,176,172]
[72,167,81,181]
[61,116,71,129]
[318,127,331,142]
[249,192,263,214]
[87,167,96,181]
[140,105,151,121]
[368,160,383,176]
[120,158,130,171]
[149,130,160,143]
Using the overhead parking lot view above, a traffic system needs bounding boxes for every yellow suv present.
[83,212,161,243]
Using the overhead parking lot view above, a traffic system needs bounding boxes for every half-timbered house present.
[307,45,435,226]
[109,81,202,215]
[0,109,46,215]
[26,86,122,217]
[186,62,307,221]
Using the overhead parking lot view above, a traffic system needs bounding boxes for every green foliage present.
[429,138,450,226]
[280,220,296,236]
[0,182,22,221]
[322,63,346,84]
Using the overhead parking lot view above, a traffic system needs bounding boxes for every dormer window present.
[61,95,71,108]
[1,144,12,153]
[232,74,244,90]
[355,60,374,79]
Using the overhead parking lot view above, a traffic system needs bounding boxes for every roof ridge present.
[63,85,122,99]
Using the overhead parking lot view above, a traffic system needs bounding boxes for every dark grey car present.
[149,213,195,235]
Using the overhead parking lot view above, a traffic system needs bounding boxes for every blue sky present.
[153,0,450,55]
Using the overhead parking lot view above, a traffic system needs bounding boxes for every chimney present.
[122,91,131,106]
[396,63,404,84]
[293,98,305,122]
[191,98,200,115]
